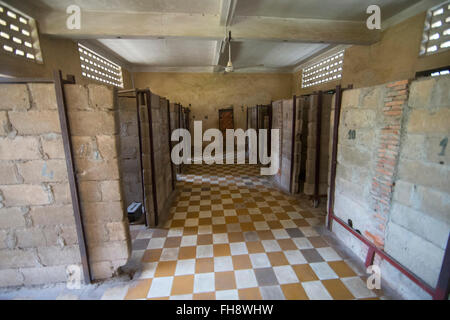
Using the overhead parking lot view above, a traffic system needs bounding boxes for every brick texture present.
[367,80,410,248]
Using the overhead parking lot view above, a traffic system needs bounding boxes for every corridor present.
[0,163,389,300]
[123,163,386,300]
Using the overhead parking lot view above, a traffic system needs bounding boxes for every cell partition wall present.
[291,96,309,194]
[117,89,176,228]
[327,77,450,300]
[0,72,131,287]
[271,93,333,206]
[303,92,333,207]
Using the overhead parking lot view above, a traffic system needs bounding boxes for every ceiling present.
[234,0,422,21]
[30,0,221,15]
[8,0,429,73]
[218,41,329,70]
[98,39,217,67]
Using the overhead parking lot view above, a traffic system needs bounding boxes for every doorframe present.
[218,107,235,131]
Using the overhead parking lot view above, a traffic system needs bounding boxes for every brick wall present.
[367,80,409,248]
[0,83,131,287]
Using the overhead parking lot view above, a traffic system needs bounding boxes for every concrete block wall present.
[0,83,131,288]
[65,84,131,280]
[118,97,143,209]
[0,83,80,287]
[332,84,387,245]
[304,94,332,196]
[331,75,450,299]
[384,76,450,295]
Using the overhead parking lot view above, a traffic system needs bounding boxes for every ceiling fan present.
[215,31,265,74]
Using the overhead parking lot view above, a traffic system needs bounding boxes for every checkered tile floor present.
[123,164,384,300]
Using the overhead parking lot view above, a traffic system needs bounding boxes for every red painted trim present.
[332,215,435,297]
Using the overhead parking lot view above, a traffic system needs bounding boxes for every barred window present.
[301,50,344,88]
[420,1,450,56]
[0,1,42,62]
[78,43,124,88]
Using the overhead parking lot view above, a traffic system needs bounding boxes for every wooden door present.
[219,108,234,134]
[219,108,234,157]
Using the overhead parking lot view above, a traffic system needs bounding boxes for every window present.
[0,1,42,62]
[416,65,450,78]
[78,43,124,88]
[301,50,345,88]
[420,1,450,56]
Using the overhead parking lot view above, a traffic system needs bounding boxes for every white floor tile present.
[216,290,239,300]
[310,262,339,280]
[194,273,215,293]
[293,237,313,249]
[196,245,213,258]
[214,256,233,272]
[213,233,229,244]
[271,229,290,239]
[302,281,333,300]
[137,262,158,279]
[317,247,342,261]
[175,259,196,276]
[273,266,299,284]
[262,240,282,252]
[230,242,248,255]
[341,277,377,299]
[284,250,307,265]
[160,248,179,261]
[180,235,198,247]
[234,269,258,289]
[167,228,184,237]
[250,253,271,268]
[147,277,173,298]
[147,238,165,249]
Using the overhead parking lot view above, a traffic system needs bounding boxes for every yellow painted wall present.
[0,34,133,88]
[293,12,450,96]
[134,72,293,131]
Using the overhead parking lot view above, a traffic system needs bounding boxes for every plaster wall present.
[134,72,293,133]
[293,12,450,96]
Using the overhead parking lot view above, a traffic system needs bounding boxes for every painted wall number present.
[348,130,356,140]
[439,137,448,156]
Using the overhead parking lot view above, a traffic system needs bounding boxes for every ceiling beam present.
[212,40,223,66]
[219,0,238,27]
[37,11,381,45]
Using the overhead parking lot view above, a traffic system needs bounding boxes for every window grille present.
[78,43,124,88]
[420,1,450,56]
[302,50,344,88]
[0,1,42,63]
